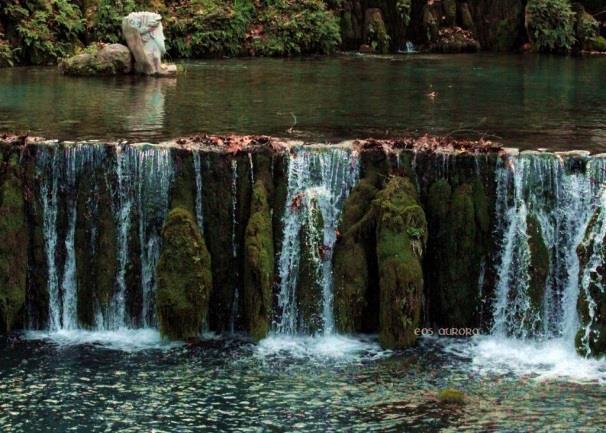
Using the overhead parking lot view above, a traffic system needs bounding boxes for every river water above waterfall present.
[2,54,606,151]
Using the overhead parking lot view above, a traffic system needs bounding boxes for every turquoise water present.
[1,54,605,150]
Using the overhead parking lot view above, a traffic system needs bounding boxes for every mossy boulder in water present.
[0,163,27,333]
[59,44,133,76]
[156,208,212,340]
[333,178,378,333]
[374,176,427,349]
[243,181,274,341]
[576,208,606,357]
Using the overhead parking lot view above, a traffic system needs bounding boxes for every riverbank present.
[1,0,605,68]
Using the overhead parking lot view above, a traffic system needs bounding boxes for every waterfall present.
[132,146,173,327]
[230,159,239,333]
[193,151,204,231]
[39,147,61,331]
[491,153,604,345]
[275,147,360,335]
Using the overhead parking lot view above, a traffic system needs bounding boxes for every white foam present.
[255,333,389,362]
[24,328,182,352]
[438,336,606,384]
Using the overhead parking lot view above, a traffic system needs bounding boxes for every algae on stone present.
[243,180,274,341]
[156,207,212,340]
[374,176,427,349]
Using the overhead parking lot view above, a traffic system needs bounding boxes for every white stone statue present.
[122,12,176,76]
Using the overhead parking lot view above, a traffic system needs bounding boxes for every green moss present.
[442,0,457,26]
[0,161,27,333]
[574,4,599,49]
[437,388,465,404]
[156,207,212,340]
[374,176,426,349]
[243,180,274,341]
[586,35,606,51]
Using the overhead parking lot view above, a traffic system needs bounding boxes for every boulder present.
[59,44,132,76]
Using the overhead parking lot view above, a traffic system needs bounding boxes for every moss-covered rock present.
[425,179,491,328]
[574,4,600,50]
[0,161,27,333]
[364,8,390,54]
[437,388,466,405]
[374,176,427,349]
[296,196,325,334]
[156,207,212,340]
[59,44,132,76]
[333,178,378,333]
[243,180,274,341]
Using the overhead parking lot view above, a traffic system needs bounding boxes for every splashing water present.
[275,147,359,335]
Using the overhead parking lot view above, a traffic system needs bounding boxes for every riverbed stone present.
[156,207,212,340]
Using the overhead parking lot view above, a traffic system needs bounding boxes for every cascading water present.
[230,159,240,333]
[133,146,173,327]
[37,144,173,333]
[491,152,606,345]
[193,150,204,230]
[275,147,360,335]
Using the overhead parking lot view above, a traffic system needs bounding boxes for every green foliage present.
[88,0,139,44]
[525,0,576,52]
[252,0,341,56]
[166,0,253,58]
[1,0,84,64]
[0,34,15,67]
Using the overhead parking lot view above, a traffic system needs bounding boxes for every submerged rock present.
[374,176,427,349]
[0,157,27,333]
[156,208,212,340]
[244,181,274,341]
[59,44,133,76]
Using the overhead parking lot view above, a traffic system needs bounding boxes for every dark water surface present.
[1,54,605,151]
[1,333,605,432]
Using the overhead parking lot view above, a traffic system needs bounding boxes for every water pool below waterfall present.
[1,333,605,432]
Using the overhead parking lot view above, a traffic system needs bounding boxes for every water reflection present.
[124,77,174,137]
[1,55,606,150]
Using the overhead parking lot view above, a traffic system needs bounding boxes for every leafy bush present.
[525,0,576,52]
[166,0,253,58]
[88,0,140,44]
[0,34,15,67]
[1,0,84,65]
[251,0,341,56]
[396,0,412,27]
